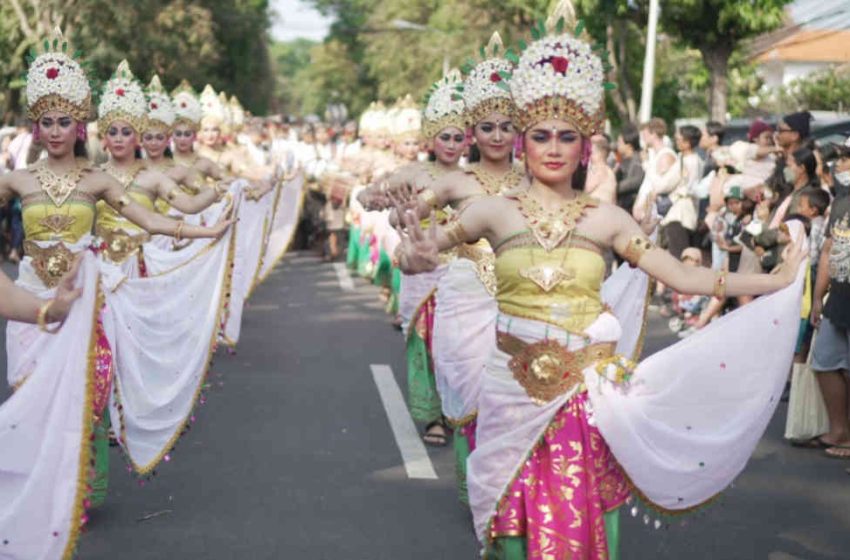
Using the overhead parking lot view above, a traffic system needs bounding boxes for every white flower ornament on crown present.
[171,80,203,130]
[145,74,176,131]
[97,59,148,134]
[459,32,517,127]
[422,69,466,139]
[25,28,93,122]
[506,0,614,136]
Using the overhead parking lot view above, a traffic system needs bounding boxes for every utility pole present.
[638,0,660,124]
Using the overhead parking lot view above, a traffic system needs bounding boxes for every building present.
[750,0,850,88]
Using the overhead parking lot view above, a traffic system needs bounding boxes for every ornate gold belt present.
[496,331,615,405]
[96,226,150,264]
[23,240,78,289]
[457,243,496,296]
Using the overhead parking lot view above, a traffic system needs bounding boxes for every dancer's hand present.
[395,209,439,274]
[49,254,84,323]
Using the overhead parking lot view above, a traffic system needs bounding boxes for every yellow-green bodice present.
[22,192,96,243]
[96,187,154,235]
[495,234,605,333]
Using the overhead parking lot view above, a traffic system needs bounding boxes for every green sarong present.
[90,414,111,508]
[346,227,360,270]
[484,509,621,559]
[373,249,393,288]
[356,234,372,278]
[406,328,441,425]
[453,428,472,505]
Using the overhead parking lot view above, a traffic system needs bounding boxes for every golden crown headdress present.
[506,0,613,135]
[217,91,233,132]
[459,32,518,127]
[422,69,467,139]
[200,84,226,127]
[25,28,92,122]
[229,96,246,131]
[390,95,421,139]
[171,80,203,129]
[145,74,176,131]
[97,60,147,134]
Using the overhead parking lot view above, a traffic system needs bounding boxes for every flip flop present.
[824,445,850,459]
[791,436,831,449]
[422,420,450,447]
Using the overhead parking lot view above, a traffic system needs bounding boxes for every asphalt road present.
[1,254,849,559]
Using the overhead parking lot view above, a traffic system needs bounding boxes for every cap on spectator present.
[782,111,813,138]
[724,185,744,201]
[681,247,702,265]
[747,119,773,142]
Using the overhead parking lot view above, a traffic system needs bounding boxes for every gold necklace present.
[30,159,88,207]
[174,153,199,167]
[424,161,453,181]
[102,160,145,190]
[515,188,596,292]
[469,164,525,196]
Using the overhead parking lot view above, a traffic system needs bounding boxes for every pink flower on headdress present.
[116,88,125,97]
[550,56,569,75]
[151,102,158,109]
[46,67,60,80]
[181,102,187,108]
[490,72,502,83]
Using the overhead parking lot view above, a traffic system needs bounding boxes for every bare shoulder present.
[581,200,638,245]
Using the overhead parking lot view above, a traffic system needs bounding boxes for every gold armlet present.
[713,270,728,300]
[444,220,468,247]
[174,220,185,242]
[37,299,62,334]
[623,235,654,268]
[117,194,132,208]
[419,188,441,211]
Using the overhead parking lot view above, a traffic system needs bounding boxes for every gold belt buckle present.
[23,240,76,289]
[497,331,614,405]
[98,227,149,264]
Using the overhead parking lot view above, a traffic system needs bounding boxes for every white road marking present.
[246,304,280,311]
[370,364,438,480]
[333,262,355,292]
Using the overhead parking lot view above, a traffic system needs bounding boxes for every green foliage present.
[756,67,850,114]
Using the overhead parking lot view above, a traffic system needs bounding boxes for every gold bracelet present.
[37,299,62,334]
[419,188,441,211]
[444,220,467,247]
[174,220,185,242]
[622,235,654,268]
[713,270,728,300]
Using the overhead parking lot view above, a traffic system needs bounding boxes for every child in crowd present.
[712,186,753,273]
[668,247,711,337]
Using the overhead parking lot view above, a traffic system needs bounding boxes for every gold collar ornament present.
[467,164,525,196]
[102,160,145,189]
[30,159,89,207]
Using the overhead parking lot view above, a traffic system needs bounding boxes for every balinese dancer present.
[0,31,230,559]
[381,77,469,445]
[398,32,525,500]
[142,75,223,205]
[394,3,807,558]
[0,259,80,324]
[96,61,223,275]
[170,80,224,183]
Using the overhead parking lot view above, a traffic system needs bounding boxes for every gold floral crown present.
[390,95,421,139]
[25,29,93,122]
[505,0,613,135]
[171,80,203,130]
[459,32,518,127]
[97,60,147,134]
[422,69,467,139]
[145,74,176,131]
[229,96,245,131]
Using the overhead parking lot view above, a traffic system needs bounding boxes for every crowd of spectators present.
[605,112,850,462]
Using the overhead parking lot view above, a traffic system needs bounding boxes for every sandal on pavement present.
[422,420,449,447]
[824,445,850,459]
[791,436,831,449]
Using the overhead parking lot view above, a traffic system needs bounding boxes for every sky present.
[270,0,333,42]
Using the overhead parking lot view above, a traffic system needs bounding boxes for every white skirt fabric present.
[432,258,497,424]
[254,173,305,285]
[399,266,447,338]
[1,252,101,560]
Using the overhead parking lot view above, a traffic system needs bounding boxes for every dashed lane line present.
[370,364,438,480]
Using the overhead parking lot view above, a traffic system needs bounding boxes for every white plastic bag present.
[784,335,829,441]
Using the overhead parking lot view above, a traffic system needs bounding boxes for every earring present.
[76,123,87,142]
[32,124,40,142]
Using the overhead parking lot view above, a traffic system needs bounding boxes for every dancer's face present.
[474,112,515,162]
[524,119,584,187]
[397,135,419,161]
[172,125,196,153]
[199,123,221,147]
[432,127,465,166]
[141,126,170,159]
[38,111,77,158]
[104,120,138,160]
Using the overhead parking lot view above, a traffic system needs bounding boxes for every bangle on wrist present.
[713,270,728,299]
[174,220,185,242]
[37,299,63,334]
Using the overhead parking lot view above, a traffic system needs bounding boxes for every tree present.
[652,0,792,122]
